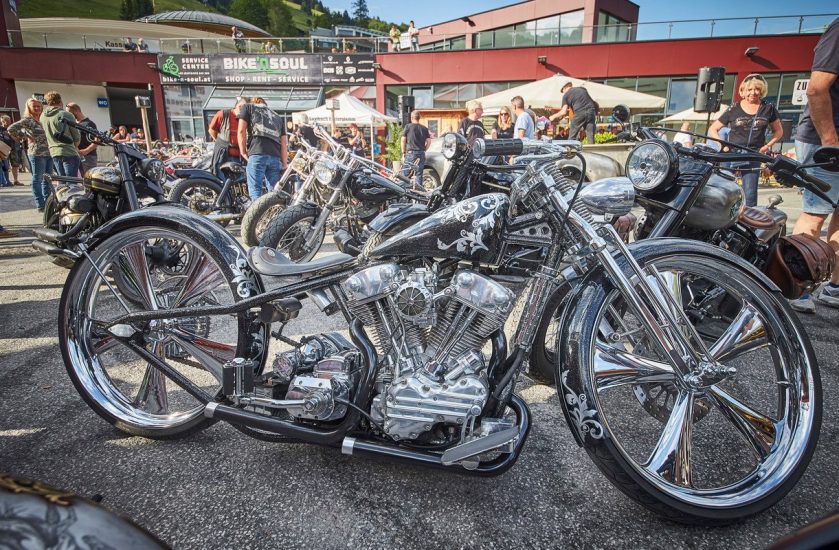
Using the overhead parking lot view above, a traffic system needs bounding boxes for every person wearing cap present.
[549,81,598,144]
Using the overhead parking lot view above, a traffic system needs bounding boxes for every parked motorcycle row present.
[29,107,839,526]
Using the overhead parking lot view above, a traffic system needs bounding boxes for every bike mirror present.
[612,104,630,123]
[813,147,839,172]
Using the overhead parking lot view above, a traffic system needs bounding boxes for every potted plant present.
[386,122,403,172]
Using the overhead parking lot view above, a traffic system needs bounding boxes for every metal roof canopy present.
[201,86,325,112]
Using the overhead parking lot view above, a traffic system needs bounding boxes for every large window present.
[597,11,631,43]
[559,10,584,45]
[471,9,586,49]
[668,79,698,113]
[163,85,210,141]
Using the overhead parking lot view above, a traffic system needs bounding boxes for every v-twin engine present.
[341,264,515,440]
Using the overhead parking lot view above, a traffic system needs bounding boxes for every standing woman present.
[7,98,53,211]
[491,106,514,139]
[709,73,783,206]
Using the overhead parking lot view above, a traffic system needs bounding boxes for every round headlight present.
[314,158,338,185]
[442,132,462,160]
[141,158,165,183]
[625,140,677,192]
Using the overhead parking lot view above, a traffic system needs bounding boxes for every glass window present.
[604,77,637,91]
[433,84,459,109]
[560,10,584,44]
[513,21,536,47]
[385,85,409,117]
[668,79,698,114]
[475,32,493,49]
[427,119,439,138]
[723,74,737,105]
[596,12,629,43]
[494,25,514,49]
[481,82,508,97]
[778,72,810,110]
[412,87,433,109]
[636,77,668,98]
[170,119,194,142]
[448,36,466,50]
[536,15,559,46]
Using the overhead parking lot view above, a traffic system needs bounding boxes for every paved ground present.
[1,178,838,549]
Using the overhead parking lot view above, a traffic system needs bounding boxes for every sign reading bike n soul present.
[157,54,376,86]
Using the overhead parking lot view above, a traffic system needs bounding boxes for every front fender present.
[554,238,782,447]
[84,204,269,366]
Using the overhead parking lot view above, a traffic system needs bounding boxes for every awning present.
[475,74,666,115]
[201,86,324,112]
[292,92,396,126]
[658,105,730,123]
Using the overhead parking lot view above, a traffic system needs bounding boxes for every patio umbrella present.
[658,104,730,123]
[475,74,666,115]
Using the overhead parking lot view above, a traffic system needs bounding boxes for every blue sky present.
[324,0,837,27]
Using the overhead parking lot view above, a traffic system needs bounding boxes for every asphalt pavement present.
[1,178,837,549]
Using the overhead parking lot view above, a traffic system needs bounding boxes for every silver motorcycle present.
[57,137,820,524]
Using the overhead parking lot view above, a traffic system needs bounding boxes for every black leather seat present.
[219,161,245,178]
[248,246,355,277]
[739,206,776,230]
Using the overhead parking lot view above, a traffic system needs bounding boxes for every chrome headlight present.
[140,158,165,183]
[314,158,338,186]
[441,132,467,160]
[578,177,635,217]
[290,154,308,174]
[625,140,677,193]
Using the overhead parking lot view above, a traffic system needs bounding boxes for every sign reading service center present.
[158,54,376,86]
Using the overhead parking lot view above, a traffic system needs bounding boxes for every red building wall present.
[374,34,820,113]
[0,48,167,139]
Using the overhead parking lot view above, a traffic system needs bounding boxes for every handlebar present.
[473,138,582,159]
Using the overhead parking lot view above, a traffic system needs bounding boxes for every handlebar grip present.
[800,170,832,193]
[472,138,523,158]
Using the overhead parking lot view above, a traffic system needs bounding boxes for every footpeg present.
[222,358,254,398]
[441,426,520,466]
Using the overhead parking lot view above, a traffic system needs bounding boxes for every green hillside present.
[18,0,322,35]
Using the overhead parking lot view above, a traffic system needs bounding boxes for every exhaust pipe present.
[32,239,80,261]
[206,213,242,223]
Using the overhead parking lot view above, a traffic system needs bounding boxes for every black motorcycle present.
[258,129,425,262]
[56,136,826,524]
[34,122,166,268]
[169,158,250,227]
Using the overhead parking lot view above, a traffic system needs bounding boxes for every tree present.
[351,0,368,25]
[118,0,137,21]
[341,10,351,25]
[138,0,154,17]
[264,0,297,37]
[229,0,269,31]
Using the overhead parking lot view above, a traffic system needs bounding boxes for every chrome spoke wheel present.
[254,204,284,243]
[570,250,820,522]
[60,226,253,437]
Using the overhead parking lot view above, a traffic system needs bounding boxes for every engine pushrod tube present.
[105,268,355,328]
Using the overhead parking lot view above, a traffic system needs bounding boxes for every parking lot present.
[1,181,837,549]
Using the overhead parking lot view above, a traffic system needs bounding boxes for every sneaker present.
[789,293,816,314]
[0,229,19,239]
[816,284,839,309]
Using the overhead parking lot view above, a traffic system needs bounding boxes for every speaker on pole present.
[694,66,725,113]
[398,95,415,126]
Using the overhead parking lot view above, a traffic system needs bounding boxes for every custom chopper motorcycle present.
[58,136,822,524]
[34,122,167,268]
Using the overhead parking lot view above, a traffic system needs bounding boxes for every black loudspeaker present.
[694,66,726,113]
[398,95,415,126]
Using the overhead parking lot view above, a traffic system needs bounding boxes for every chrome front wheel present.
[59,225,265,438]
[563,250,820,523]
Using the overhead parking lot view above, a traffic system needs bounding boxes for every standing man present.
[549,82,597,143]
[66,103,98,175]
[401,110,431,190]
[42,91,81,178]
[459,99,486,144]
[511,96,534,139]
[209,96,246,175]
[789,17,839,313]
[232,26,245,53]
[408,21,420,52]
[237,97,287,200]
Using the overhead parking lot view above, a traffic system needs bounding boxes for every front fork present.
[304,184,346,249]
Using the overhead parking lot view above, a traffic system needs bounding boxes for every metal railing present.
[5,14,836,54]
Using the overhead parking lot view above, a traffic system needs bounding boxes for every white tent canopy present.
[659,104,730,123]
[292,92,397,126]
[476,74,666,115]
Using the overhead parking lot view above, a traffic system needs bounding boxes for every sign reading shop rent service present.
[157,54,376,86]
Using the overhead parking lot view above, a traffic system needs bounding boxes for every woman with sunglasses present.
[709,73,784,206]
[491,107,514,140]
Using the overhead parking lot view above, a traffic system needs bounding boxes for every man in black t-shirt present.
[789,17,839,313]
[549,82,597,143]
[237,97,287,200]
[66,103,97,175]
[400,110,431,190]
